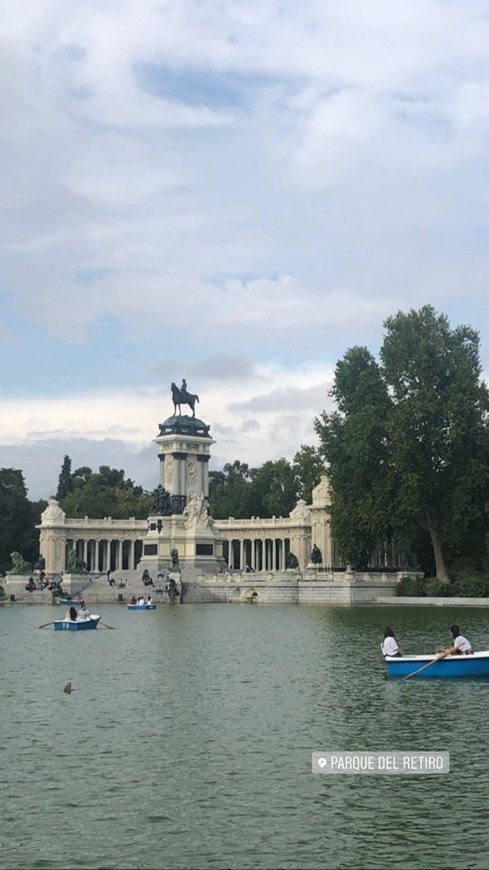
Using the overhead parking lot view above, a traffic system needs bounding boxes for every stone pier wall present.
[182,579,399,605]
[1,571,400,605]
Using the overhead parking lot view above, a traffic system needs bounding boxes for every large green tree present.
[315,306,489,580]
[292,444,325,504]
[249,458,297,518]
[0,469,44,573]
[381,306,489,581]
[208,461,254,519]
[315,346,394,568]
[56,454,74,500]
[209,458,307,520]
[59,465,153,519]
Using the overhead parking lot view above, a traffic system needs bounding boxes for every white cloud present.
[0,360,334,497]
[2,1,489,497]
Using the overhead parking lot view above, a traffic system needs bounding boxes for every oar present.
[39,621,54,629]
[403,650,450,681]
[99,622,116,630]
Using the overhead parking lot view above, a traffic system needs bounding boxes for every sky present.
[3,0,489,500]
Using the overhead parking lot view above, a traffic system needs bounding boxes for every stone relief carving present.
[187,458,197,485]
[165,457,173,486]
[183,492,211,529]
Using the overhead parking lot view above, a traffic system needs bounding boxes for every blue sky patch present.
[75,269,109,286]
[134,63,280,109]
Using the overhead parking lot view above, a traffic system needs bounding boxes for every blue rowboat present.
[127,604,156,610]
[385,651,489,679]
[53,616,100,631]
[59,598,84,606]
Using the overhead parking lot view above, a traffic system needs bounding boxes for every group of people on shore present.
[155,578,180,599]
[382,625,474,658]
[24,572,52,592]
[106,571,129,588]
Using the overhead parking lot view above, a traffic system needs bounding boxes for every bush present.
[397,571,489,598]
[396,575,427,596]
[423,578,451,597]
[452,575,489,598]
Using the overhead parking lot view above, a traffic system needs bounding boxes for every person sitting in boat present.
[146,595,153,605]
[137,596,145,606]
[381,627,401,657]
[65,606,78,621]
[130,595,137,605]
[439,625,474,656]
[78,603,91,620]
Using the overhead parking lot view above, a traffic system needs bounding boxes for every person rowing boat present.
[438,624,473,656]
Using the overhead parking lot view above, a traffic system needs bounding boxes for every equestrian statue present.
[171,379,199,418]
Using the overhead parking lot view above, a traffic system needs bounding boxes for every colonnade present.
[226,537,291,572]
[67,538,143,573]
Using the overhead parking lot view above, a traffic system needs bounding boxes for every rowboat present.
[127,604,157,610]
[385,651,489,679]
[53,616,100,631]
[59,598,85,606]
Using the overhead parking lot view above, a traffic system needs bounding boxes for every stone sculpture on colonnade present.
[9,551,32,575]
[183,492,211,528]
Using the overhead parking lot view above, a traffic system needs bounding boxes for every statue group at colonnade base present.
[286,552,299,570]
[151,485,173,516]
[67,548,87,573]
[183,491,213,529]
[310,544,323,565]
[159,379,210,436]
[8,551,32,575]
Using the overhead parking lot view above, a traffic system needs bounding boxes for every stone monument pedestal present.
[137,408,226,578]
[138,505,226,578]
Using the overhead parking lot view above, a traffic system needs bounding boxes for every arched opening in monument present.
[243,588,258,604]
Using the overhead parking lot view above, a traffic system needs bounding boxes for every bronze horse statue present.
[171,383,199,417]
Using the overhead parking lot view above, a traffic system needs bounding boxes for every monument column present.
[138,381,226,575]
[37,499,67,575]
[309,476,333,571]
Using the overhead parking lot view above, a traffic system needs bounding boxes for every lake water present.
[2,602,489,870]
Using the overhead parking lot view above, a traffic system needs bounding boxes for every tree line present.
[2,305,489,583]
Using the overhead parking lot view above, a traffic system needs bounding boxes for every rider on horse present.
[171,380,199,417]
